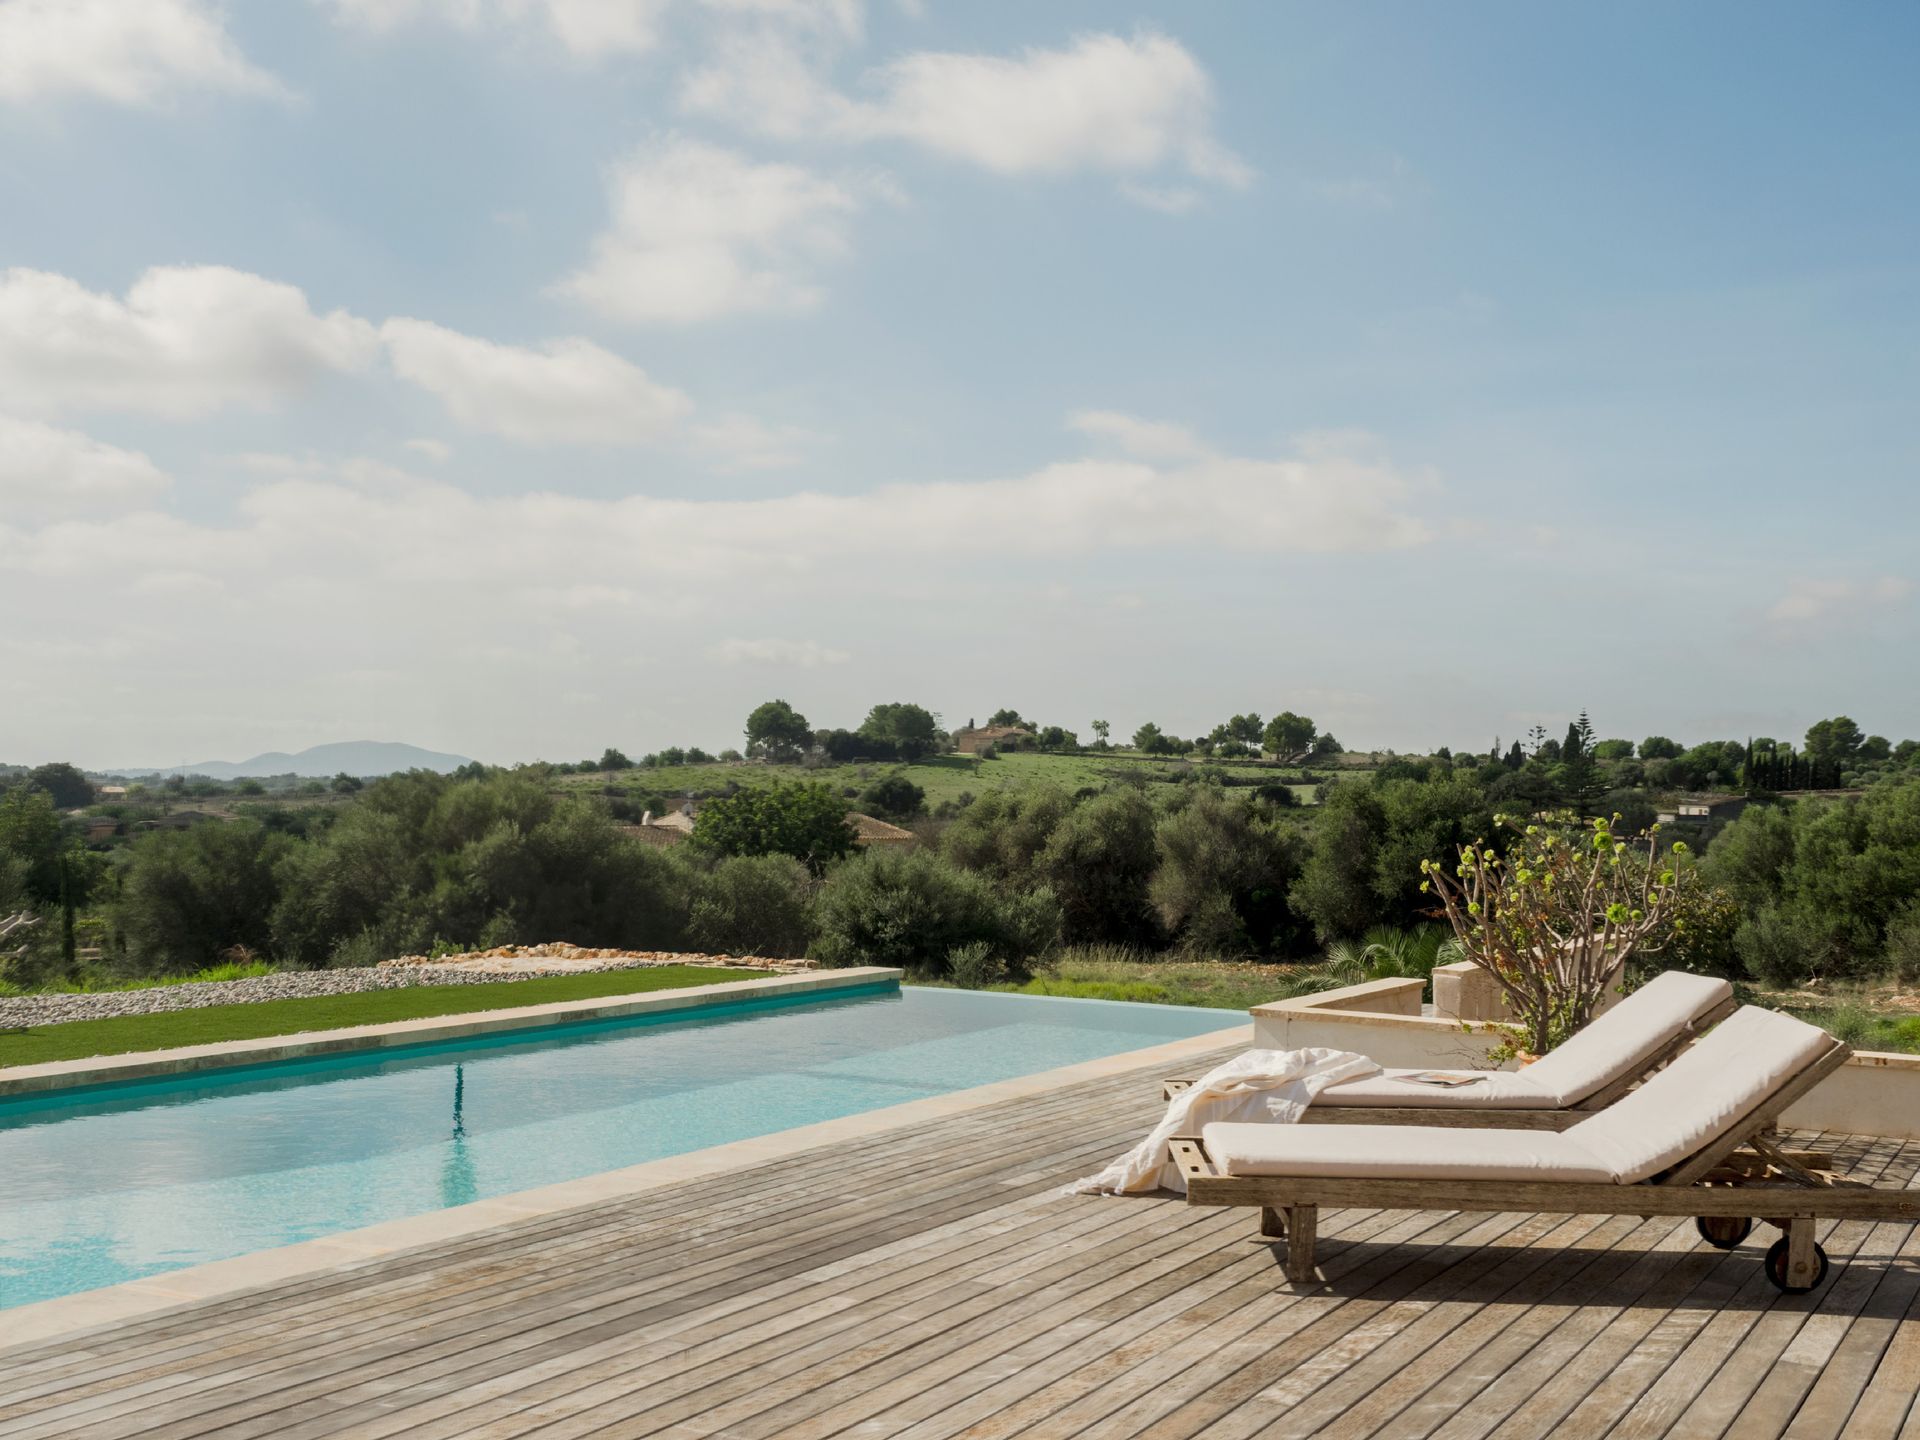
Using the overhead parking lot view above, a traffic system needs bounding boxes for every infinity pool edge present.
[0,967,904,1099]
[0,1017,1250,1357]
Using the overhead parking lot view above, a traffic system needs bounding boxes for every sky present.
[1,0,1916,768]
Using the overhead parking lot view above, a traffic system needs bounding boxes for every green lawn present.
[566,749,1319,812]
[983,952,1320,1012]
[0,965,769,1068]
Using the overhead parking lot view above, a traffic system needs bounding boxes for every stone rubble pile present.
[0,946,808,1031]
[377,943,815,976]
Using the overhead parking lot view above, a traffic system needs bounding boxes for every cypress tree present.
[59,853,76,971]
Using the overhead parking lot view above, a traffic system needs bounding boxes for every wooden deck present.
[2,1043,1918,1439]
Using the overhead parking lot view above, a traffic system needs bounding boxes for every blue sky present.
[1,0,1915,767]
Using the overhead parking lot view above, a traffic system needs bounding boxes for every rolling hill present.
[116,741,474,780]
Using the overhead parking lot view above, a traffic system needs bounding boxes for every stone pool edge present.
[0,1018,1250,1356]
[0,967,903,1098]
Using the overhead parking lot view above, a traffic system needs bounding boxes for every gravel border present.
[0,959,770,1031]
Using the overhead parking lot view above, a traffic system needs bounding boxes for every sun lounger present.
[1168,1006,1918,1292]
[1164,969,1737,1129]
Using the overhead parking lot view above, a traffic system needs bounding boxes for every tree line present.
[4,711,1917,991]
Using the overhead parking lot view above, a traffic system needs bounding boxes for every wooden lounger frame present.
[1170,1038,1920,1292]
[1161,994,1739,1131]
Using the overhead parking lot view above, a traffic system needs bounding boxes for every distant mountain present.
[115,741,475,780]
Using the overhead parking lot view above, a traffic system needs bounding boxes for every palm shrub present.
[1273,924,1459,1000]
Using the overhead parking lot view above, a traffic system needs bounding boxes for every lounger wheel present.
[1764,1237,1830,1294]
[1695,1215,1753,1250]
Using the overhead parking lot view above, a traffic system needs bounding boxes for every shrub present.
[1641,869,1745,979]
[945,940,1004,989]
[1153,788,1306,956]
[811,848,1060,979]
[1735,904,1833,987]
[683,853,816,957]
[940,786,1073,885]
[1289,784,1385,944]
[1034,788,1161,946]
[270,773,691,965]
[1886,903,1920,984]
[858,774,927,824]
[115,820,292,976]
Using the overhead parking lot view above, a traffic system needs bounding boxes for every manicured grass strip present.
[0,966,771,1068]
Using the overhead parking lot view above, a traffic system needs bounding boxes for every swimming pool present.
[0,984,1237,1309]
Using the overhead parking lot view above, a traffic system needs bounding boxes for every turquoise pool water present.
[0,984,1236,1309]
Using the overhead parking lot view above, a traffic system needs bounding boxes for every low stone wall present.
[1253,978,1920,1140]
[1429,958,1624,1024]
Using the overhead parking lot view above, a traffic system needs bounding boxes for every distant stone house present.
[952,724,1034,755]
[1655,794,1749,828]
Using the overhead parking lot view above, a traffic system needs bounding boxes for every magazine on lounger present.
[1398,1071,1489,1088]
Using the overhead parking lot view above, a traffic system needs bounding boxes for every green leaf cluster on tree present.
[691,781,858,875]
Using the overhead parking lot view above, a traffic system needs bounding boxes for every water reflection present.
[440,1065,476,1207]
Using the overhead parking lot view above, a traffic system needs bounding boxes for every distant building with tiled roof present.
[952,724,1033,755]
[846,812,915,847]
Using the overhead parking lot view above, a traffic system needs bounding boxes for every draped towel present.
[1068,1047,1382,1196]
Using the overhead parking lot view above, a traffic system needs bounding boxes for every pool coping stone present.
[0,1014,1249,1356]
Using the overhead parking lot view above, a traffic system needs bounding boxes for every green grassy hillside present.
[559,749,1325,812]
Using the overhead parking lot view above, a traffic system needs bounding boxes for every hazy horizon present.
[3,2,1915,767]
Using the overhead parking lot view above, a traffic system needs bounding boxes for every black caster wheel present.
[1695,1215,1753,1250]
[1765,1237,1830,1294]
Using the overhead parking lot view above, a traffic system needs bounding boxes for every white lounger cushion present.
[1310,1069,1559,1108]
[1566,1006,1834,1184]
[1517,971,1733,1105]
[1205,1005,1836,1187]
[1201,1122,1616,1183]
[1316,969,1734,1110]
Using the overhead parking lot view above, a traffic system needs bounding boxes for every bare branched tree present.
[1421,815,1685,1055]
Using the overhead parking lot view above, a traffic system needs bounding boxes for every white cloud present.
[709,636,851,667]
[320,0,670,58]
[0,266,379,419]
[554,138,861,325]
[381,319,693,444]
[1117,182,1202,216]
[682,28,1249,204]
[5,418,1431,577]
[1768,576,1913,624]
[403,437,453,462]
[699,0,861,39]
[0,415,172,519]
[0,423,1435,758]
[688,413,820,471]
[1068,409,1209,463]
[851,32,1249,186]
[0,0,285,106]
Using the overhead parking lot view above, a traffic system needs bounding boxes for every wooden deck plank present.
[760,1208,1496,1440]
[42,1127,1145,1440]
[1485,1135,1917,1440]
[0,1079,1169,1440]
[0,1044,1913,1440]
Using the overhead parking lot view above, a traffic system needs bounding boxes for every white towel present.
[1068,1047,1382,1196]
